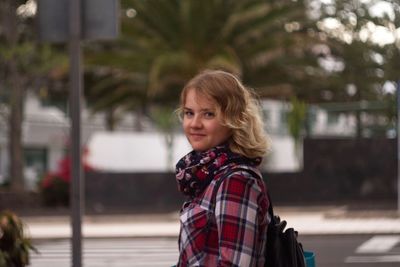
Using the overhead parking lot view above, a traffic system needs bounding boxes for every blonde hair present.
[180,69,270,158]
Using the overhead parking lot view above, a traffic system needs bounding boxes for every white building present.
[0,94,360,189]
[0,92,153,187]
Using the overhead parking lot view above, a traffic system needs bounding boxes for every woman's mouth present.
[189,133,206,141]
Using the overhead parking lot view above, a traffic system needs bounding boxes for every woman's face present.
[182,89,231,152]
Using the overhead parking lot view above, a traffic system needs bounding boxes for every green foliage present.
[85,0,314,116]
[287,96,307,144]
[0,210,37,267]
[151,106,179,133]
[312,0,400,103]
[151,106,179,169]
[0,0,68,191]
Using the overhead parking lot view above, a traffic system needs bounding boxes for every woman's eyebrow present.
[183,107,214,112]
[201,109,215,113]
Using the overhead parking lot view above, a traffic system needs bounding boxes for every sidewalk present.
[22,205,400,239]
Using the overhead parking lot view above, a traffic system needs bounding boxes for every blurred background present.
[1,0,398,212]
[0,0,399,266]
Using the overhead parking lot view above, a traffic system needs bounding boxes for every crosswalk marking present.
[356,235,400,253]
[29,238,179,267]
[345,255,400,263]
[344,235,400,264]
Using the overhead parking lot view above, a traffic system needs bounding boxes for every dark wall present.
[85,172,185,214]
[302,138,397,201]
[85,138,397,213]
[2,138,395,214]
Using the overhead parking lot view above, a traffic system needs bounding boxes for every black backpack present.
[216,168,306,267]
[264,191,306,267]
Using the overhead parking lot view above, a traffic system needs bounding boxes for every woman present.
[175,69,271,267]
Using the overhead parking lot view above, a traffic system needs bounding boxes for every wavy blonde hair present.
[180,69,270,158]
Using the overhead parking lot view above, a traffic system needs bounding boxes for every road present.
[29,238,178,267]
[29,234,400,267]
[300,234,400,267]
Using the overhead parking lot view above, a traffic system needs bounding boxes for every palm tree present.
[84,0,321,171]
[83,66,148,131]
[133,0,316,95]
[83,0,318,170]
[86,0,315,112]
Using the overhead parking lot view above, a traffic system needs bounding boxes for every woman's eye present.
[203,112,215,118]
[184,111,194,117]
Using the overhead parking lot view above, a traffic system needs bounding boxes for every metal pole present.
[397,80,400,214]
[69,0,83,266]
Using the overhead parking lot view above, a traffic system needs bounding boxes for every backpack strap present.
[211,167,275,220]
[227,167,276,219]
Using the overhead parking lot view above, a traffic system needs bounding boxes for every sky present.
[315,0,399,46]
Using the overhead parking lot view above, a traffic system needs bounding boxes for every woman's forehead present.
[185,88,216,107]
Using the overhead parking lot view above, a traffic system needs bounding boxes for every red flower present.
[41,146,93,188]
[58,157,71,182]
[41,173,57,188]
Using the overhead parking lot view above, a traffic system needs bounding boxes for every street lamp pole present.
[397,80,400,214]
[69,0,83,266]
[38,1,118,266]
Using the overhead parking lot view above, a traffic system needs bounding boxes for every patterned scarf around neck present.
[175,144,261,198]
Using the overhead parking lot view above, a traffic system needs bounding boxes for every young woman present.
[175,69,271,266]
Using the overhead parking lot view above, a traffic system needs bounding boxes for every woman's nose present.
[190,115,202,128]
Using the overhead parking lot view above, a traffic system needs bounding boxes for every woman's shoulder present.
[212,165,267,205]
[214,164,265,193]
[220,164,262,181]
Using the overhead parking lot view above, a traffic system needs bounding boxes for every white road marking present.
[356,235,400,253]
[28,238,179,267]
[345,255,400,263]
[345,235,400,264]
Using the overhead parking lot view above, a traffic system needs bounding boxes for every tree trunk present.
[3,0,25,192]
[133,105,145,132]
[355,87,363,139]
[355,110,362,138]
[9,64,24,192]
[165,133,174,171]
[105,108,115,131]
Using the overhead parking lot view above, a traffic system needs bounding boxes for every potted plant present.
[0,210,37,267]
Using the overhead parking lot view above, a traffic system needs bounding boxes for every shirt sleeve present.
[214,172,263,267]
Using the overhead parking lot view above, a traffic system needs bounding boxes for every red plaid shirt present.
[178,167,270,267]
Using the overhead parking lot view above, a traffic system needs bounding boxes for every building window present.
[327,111,339,125]
[24,147,47,178]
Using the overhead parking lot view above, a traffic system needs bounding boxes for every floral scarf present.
[175,144,261,198]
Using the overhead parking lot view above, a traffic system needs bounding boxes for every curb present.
[24,211,400,240]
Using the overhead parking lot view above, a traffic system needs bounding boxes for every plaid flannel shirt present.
[178,167,270,267]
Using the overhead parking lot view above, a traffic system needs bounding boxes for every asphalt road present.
[29,234,400,267]
[300,234,400,267]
